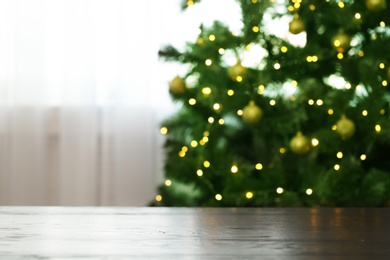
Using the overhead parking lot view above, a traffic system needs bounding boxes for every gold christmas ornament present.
[290,131,311,155]
[228,60,247,82]
[365,0,386,12]
[332,30,351,53]
[168,75,186,95]
[242,101,263,125]
[336,115,355,139]
[289,14,305,35]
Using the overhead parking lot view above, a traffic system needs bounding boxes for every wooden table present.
[1,207,389,259]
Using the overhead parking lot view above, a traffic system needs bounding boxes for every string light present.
[213,103,221,111]
[237,110,243,116]
[362,110,368,116]
[380,21,386,27]
[246,192,254,199]
[203,161,211,168]
[208,117,214,123]
[252,26,260,33]
[197,169,203,176]
[355,13,361,19]
[191,140,198,147]
[328,109,334,115]
[279,147,286,154]
[218,119,224,125]
[202,87,212,95]
[306,189,313,195]
[218,48,225,54]
[316,99,323,106]
[205,59,212,66]
[338,2,345,8]
[311,138,319,147]
[281,46,288,53]
[274,63,281,70]
[160,127,168,135]
[165,180,172,186]
[382,80,387,87]
[308,99,314,105]
[375,124,381,133]
[227,89,234,96]
[189,98,196,105]
[255,163,263,170]
[337,152,343,159]
[270,100,276,106]
[178,151,186,157]
[334,164,340,171]
[155,195,162,202]
[208,35,216,41]
[215,194,222,201]
[231,165,238,173]
[306,56,318,62]
[379,63,385,69]
[360,154,367,161]
[258,85,265,94]
[337,53,344,59]
[276,187,284,194]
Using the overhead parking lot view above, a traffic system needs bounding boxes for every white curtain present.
[0,0,241,206]
[0,0,181,206]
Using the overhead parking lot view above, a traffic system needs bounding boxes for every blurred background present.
[0,0,241,206]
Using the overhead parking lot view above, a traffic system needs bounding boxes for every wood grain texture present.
[0,207,389,259]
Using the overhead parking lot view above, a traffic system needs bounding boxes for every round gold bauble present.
[168,75,186,95]
[290,131,311,155]
[336,115,355,140]
[365,0,386,12]
[332,30,351,53]
[289,15,305,35]
[242,101,263,125]
[228,61,247,82]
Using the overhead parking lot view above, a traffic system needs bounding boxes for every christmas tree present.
[156,0,390,207]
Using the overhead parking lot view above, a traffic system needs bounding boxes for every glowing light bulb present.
[155,195,162,202]
[246,192,254,199]
[203,161,210,168]
[255,163,263,170]
[160,127,168,135]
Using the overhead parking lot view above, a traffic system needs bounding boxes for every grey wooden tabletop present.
[0,207,389,259]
